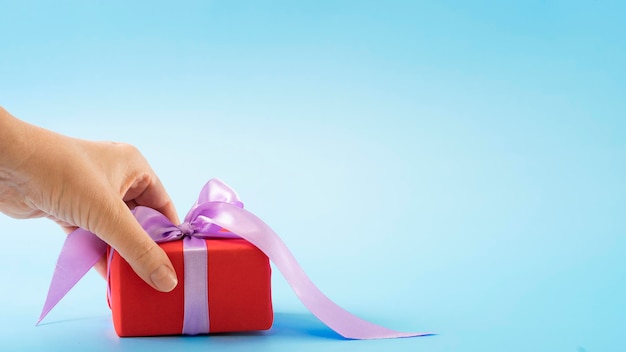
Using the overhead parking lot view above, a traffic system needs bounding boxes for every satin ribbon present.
[39,179,430,339]
[181,236,209,335]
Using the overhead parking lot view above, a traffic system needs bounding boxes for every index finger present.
[126,175,180,225]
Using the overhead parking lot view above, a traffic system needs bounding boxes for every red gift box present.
[107,238,273,337]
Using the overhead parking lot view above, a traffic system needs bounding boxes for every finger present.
[91,196,178,292]
[48,216,79,234]
[125,199,139,210]
[128,175,179,225]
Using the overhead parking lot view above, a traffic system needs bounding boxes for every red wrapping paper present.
[107,238,273,337]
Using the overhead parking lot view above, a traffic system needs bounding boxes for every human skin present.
[0,106,178,292]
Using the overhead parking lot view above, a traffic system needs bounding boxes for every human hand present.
[0,107,179,292]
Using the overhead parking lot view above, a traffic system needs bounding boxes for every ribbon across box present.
[107,238,273,337]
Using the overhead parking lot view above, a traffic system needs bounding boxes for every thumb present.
[90,197,178,292]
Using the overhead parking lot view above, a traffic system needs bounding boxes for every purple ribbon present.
[38,178,430,339]
[181,236,209,334]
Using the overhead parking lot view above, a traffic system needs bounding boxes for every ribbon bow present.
[39,179,429,339]
[137,179,244,243]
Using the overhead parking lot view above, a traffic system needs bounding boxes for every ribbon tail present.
[206,202,431,340]
[37,229,107,325]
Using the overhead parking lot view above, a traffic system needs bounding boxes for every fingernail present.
[150,265,178,292]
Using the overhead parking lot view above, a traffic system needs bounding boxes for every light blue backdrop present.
[1,1,624,351]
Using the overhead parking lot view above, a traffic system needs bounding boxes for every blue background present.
[1,1,624,351]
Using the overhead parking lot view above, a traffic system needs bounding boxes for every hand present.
[0,107,179,292]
